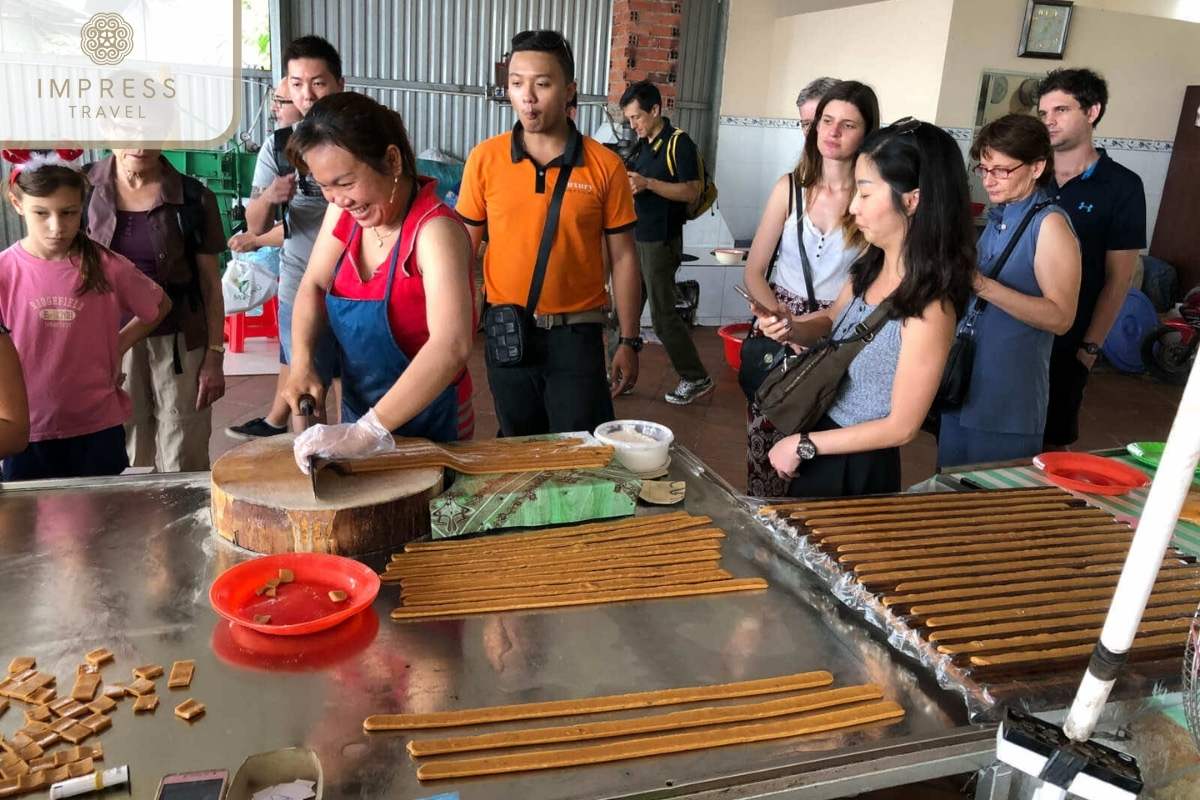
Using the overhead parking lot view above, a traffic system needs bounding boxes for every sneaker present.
[664,377,715,405]
[226,417,288,440]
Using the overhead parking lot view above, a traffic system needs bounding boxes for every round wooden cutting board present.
[211,435,443,556]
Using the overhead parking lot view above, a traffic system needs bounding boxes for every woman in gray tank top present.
[751,119,976,498]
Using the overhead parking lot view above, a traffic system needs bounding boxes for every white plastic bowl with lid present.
[594,420,673,474]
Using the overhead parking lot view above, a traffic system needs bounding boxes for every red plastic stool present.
[224,296,279,354]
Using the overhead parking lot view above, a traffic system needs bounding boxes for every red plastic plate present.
[209,553,381,636]
[1032,452,1151,496]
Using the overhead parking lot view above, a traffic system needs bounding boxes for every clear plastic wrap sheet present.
[745,507,1182,724]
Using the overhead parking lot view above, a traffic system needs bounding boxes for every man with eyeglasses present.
[270,79,302,129]
[1036,68,1146,449]
[229,36,346,441]
[796,76,839,137]
[456,30,642,437]
[226,80,300,254]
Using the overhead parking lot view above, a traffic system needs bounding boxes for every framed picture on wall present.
[1017,0,1074,59]
[973,70,1047,130]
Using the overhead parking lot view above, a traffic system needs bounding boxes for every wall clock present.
[1018,0,1073,59]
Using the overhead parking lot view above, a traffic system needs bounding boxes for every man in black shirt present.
[620,81,714,405]
[1037,68,1146,447]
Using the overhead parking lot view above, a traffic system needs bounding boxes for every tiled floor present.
[213,326,1187,492]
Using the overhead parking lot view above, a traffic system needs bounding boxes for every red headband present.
[3,148,86,187]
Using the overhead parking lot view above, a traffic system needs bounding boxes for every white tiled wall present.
[711,123,807,243]
[1106,149,1170,247]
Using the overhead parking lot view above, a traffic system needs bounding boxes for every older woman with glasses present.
[936,113,1081,468]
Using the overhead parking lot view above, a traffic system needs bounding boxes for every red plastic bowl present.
[1032,452,1151,496]
[719,322,752,370]
[209,553,381,636]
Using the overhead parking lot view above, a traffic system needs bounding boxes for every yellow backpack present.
[665,128,718,220]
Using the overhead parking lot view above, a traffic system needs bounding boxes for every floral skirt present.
[745,285,833,498]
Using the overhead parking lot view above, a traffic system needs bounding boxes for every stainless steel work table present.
[0,448,998,800]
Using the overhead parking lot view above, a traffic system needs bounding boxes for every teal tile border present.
[718,117,1172,152]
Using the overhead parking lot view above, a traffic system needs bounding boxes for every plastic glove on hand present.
[293,408,396,474]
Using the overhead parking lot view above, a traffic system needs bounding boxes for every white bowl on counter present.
[713,248,746,265]
[594,420,674,474]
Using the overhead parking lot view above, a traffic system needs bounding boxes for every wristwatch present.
[795,433,819,461]
[1080,342,1101,356]
[618,336,644,353]
[207,344,226,355]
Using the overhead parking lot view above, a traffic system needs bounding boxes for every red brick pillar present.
[608,0,683,111]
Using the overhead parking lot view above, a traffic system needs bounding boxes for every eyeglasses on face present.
[972,162,1028,180]
[271,96,293,107]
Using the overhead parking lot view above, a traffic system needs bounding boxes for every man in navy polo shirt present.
[620,81,714,405]
[1037,68,1146,448]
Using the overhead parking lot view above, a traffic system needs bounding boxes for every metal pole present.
[1058,362,1200,750]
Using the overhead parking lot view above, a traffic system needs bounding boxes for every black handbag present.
[755,297,894,435]
[931,200,1052,411]
[482,160,575,368]
[739,177,816,402]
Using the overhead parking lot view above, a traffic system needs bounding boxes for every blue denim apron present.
[326,225,459,442]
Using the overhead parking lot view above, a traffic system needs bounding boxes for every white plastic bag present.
[222,256,278,315]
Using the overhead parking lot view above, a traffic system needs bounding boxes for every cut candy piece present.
[174,699,205,720]
[132,694,159,714]
[167,661,195,689]
[6,660,34,676]
[79,713,111,734]
[84,649,114,666]
[70,674,101,703]
[86,696,117,715]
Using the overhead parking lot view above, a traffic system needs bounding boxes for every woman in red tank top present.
[279,92,476,470]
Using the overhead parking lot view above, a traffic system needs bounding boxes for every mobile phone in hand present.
[733,285,771,316]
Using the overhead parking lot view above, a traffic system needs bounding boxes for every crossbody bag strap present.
[838,296,894,345]
[794,183,818,310]
[972,199,1052,318]
[765,174,793,285]
[524,161,575,316]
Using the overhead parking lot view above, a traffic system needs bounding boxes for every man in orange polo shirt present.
[456,30,643,437]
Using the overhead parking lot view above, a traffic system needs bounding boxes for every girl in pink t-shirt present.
[0,150,171,481]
